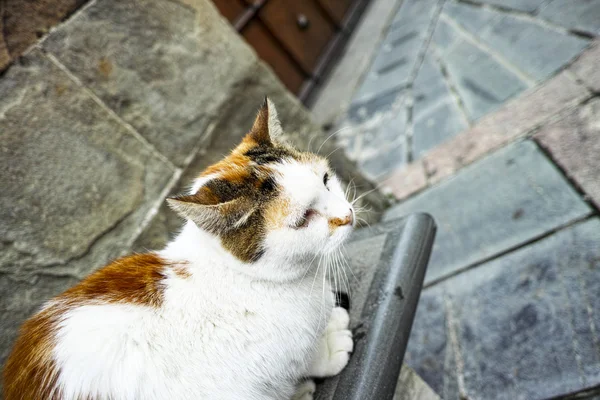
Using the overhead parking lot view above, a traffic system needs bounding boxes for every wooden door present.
[211,0,366,105]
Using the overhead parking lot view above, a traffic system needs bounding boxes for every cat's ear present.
[248,97,283,145]
[167,187,255,234]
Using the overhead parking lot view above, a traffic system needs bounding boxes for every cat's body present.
[4,99,354,400]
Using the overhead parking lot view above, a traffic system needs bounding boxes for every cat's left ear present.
[248,97,283,145]
[167,185,255,234]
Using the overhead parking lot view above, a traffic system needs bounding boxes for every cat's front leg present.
[308,307,353,378]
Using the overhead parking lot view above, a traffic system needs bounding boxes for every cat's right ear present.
[247,97,282,146]
[167,187,255,234]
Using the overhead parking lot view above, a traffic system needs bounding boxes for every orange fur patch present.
[3,306,63,400]
[263,196,291,229]
[62,253,170,308]
[329,215,352,232]
[3,253,175,399]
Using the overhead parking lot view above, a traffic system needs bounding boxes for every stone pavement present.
[310,1,600,397]
[323,0,599,181]
[378,42,600,399]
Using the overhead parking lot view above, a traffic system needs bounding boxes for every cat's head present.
[168,99,354,276]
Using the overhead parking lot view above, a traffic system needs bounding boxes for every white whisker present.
[317,127,350,154]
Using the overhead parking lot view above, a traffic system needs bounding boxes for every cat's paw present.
[291,380,316,400]
[309,307,353,378]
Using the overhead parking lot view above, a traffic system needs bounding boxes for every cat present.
[3,99,355,400]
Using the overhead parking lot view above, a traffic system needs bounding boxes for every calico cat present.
[3,99,355,400]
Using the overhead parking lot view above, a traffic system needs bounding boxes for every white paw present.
[309,307,353,378]
[291,379,316,400]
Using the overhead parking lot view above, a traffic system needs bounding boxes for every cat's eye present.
[323,172,329,187]
[294,209,315,229]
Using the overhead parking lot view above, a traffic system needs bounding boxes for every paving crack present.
[429,41,472,126]
[42,51,176,169]
[423,214,595,289]
[454,0,598,39]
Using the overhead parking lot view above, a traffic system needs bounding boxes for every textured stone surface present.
[384,140,592,283]
[0,0,87,72]
[438,37,529,120]
[0,49,175,367]
[394,366,441,400]
[363,108,408,153]
[468,0,546,12]
[570,40,600,93]
[407,218,600,399]
[422,70,590,185]
[432,17,460,51]
[539,0,600,35]
[413,99,468,157]
[412,54,453,120]
[353,0,438,102]
[444,2,589,81]
[359,141,406,181]
[441,2,496,37]
[0,50,175,277]
[43,0,257,166]
[348,89,404,124]
[535,98,600,210]
[382,161,427,200]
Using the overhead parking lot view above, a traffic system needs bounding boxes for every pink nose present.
[340,209,354,226]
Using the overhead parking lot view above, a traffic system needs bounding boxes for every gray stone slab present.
[442,2,497,37]
[0,49,175,278]
[359,140,406,180]
[411,53,468,156]
[391,0,438,26]
[354,60,413,103]
[407,218,600,399]
[441,38,529,120]
[403,287,449,395]
[432,17,461,52]
[445,2,590,81]
[539,0,600,35]
[468,0,547,13]
[535,98,600,210]
[483,16,589,81]
[394,366,441,400]
[413,99,468,157]
[43,0,257,166]
[0,49,175,369]
[369,106,409,146]
[354,0,437,103]
[413,54,452,120]
[348,89,403,124]
[384,140,592,283]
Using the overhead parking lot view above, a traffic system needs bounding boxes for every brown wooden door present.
[211,0,361,104]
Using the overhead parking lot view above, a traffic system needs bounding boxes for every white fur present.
[52,157,355,400]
